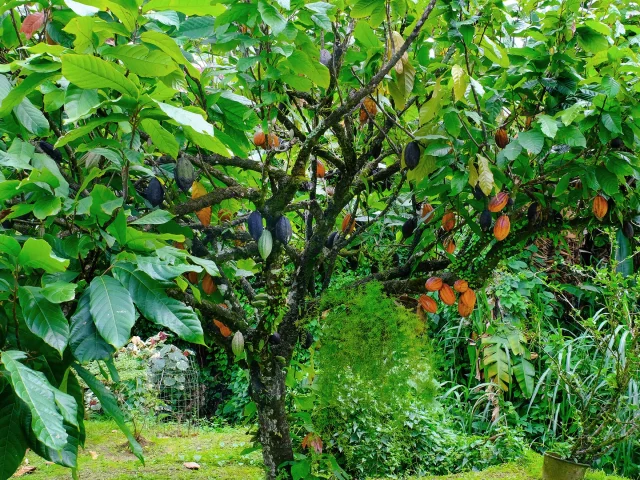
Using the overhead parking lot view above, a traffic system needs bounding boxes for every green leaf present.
[601,111,621,134]
[576,27,608,54]
[480,37,509,67]
[140,31,200,78]
[601,75,620,97]
[14,99,49,135]
[537,114,558,138]
[64,86,100,123]
[354,21,381,49]
[178,16,215,38]
[513,357,535,397]
[553,173,571,197]
[516,129,545,154]
[18,286,69,356]
[61,54,138,98]
[451,65,468,103]
[0,234,21,257]
[282,50,330,89]
[154,101,213,135]
[33,195,62,220]
[114,263,205,344]
[129,209,175,225]
[72,364,144,463]
[477,155,494,196]
[142,0,225,15]
[1,351,69,454]
[105,45,178,78]
[0,386,28,480]
[257,1,286,35]
[54,114,129,149]
[596,166,619,196]
[0,72,57,118]
[89,275,136,349]
[615,227,633,277]
[482,340,510,392]
[69,289,115,363]
[140,119,179,158]
[41,282,77,304]
[18,238,70,273]
[556,125,586,148]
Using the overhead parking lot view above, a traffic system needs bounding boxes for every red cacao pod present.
[458,299,473,317]
[494,215,510,241]
[419,295,437,314]
[253,131,266,147]
[488,192,510,213]
[442,212,456,232]
[421,203,434,223]
[445,239,455,254]
[317,160,326,178]
[495,128,509,149]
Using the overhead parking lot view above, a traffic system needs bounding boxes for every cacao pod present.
[402,217,417,239]
[421,203,434,222]
[479,209,492,232]
[495,128,509,149]
[527,202,540,224]
[192,181,211,226]
[460,288,476,309]
[359,98,377,124]
[444,239,455,254]
[473,184,486,200]
[453,279,469,293]
[593,195,608,220]
[425,277,443,292]
[202,274,216,295]
[191,237,208,257]
[316,160,326,178]
[39,141,62,163]
[269,332,281,345]
[253,131,266,147]
[623,221,634,239]
[174,241,185,250]
[341,214,356,234]
[144,177,164,207]
[247,211,264,241]
[319,49,331,66]
[267,133,280,148]
[439,283,456,305]
[218,209,233,223]
[494,215,510,241]
[175,157,195,193]
[187,271,198,284]
[232,331,244,356]
[488,192,509,212]
[610,137,623,149]
[418,295,437,314]
[258,230,273,260]
[458,299,473,317]
[275,216,293,244]
[325,231,338,248]
[442,212,456,232]
[404,141,421,170]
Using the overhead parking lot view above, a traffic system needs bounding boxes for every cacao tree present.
[0,0,638,478]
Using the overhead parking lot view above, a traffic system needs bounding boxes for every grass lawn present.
[16,421,628,480]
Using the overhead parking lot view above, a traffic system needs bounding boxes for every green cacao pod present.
[175,157,195,193]
[275,216,292,244]
[258,230,273,260]
[231,331,244,356]
[404,141,420,170]
[247,211,264,241]
[144,177,164,207]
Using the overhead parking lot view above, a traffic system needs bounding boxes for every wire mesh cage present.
[147,345,202,427]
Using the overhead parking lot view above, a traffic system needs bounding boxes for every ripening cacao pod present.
[187,271,198,284]
[247,211,264,241]
[202,274,216,295]
[442,212,456,232]
[402,217,417,239]
[419,295,437,314]
[473,184,486,200]
[144,177,164,207]
[316,160,326,178]
[175,157,195,193]
[253,131,266,147]
[269,332,281,345]
[453,279,469,293]
[268,133,280,149]
[425,277,443,292]
[593,195,608,220]
[444,239,455,254]
[275,216,293,244]
[479,209,492,232]
[527,202,540,224]
[191,237,208,257]
[488,192,509,212]
[258,230,273,260]
[421,203,434,222]
[458,299,473,317]
[39,141,62,163]
[439,283,456,305]
[359,98,377,124]
[494,215,510,241]
[460,288,476,310]
[495,128,509,149]
[325,231,338,248]
[232,331,244,356]
[341,214,355,234]
[404,141,421,170]
[623,221,634,239]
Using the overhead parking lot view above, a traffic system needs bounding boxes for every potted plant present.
[541,268,640,480]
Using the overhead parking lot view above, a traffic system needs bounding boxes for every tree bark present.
[249,361,294,479]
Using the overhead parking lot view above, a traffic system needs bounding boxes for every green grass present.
[18,421,629,480]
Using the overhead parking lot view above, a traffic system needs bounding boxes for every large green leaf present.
[139,31,200,78]
[61,54,138,98]
[72,364,144,463]
[142,0,226,15]
[69,289,115,363]
[18,286,69,356]
[483,340,510,391]
[0,72,57,118]
[615,228,633,278]
[14,98,49,135]
[257,1,286,35]
[18,238,69,273]
[89,275,136,349]
[513,357,535,397]
[105,45,178,78]
[54,114,129,149]
[140,118,179,158]
[63,85,100,123]
[1,351,69,454]
[113,263,205,344]
[0,387,28,480]
[154,101,213,135]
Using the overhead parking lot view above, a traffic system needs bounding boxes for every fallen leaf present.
[89,450,99,460]
[183,462,200,470]
[213,319,232,337]
[14,465,37,477]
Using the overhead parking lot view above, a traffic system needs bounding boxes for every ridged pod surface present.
[495,128,509,149]
[341,214,356,234]
[258,230,273,260]
[232,331,244,356]
[453,280,468,293]
[419,295,437,314]
[402,217,417,239]
[494,215,510,241]
[175,157,195,193]
[439,283,456,305]
[404,141,421,170]
[425,277,443,292]
[275,216,293,244]
[247,211,264,241]
[488,192,509,212]
[144,178,164,207]
[442,212,456,232]
[593,195,608,220]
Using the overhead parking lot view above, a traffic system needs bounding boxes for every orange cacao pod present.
[316,160,326,178]
[425,277,443,292]
[253,131,266,147]
[421,203,434,222]
[187,271,198,284]
[341,214,356,234]
[494,215,510,241]
[453,279,469,293]
[202,274,216,295]
[174,241,185,250]
[445,239,455,254]
[267,133,280,148]
[442,212,456,231]
[460,288,476,309]
[439,283,456,305]
[488,192,510,213]
[592,195,608,220]
[458,299,473,317]
[495,128,509,149]
[419,295,437,314]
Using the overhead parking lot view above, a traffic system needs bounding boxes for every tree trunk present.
[249,361,294,479]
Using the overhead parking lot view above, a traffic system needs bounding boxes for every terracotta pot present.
[542,453,589,480]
